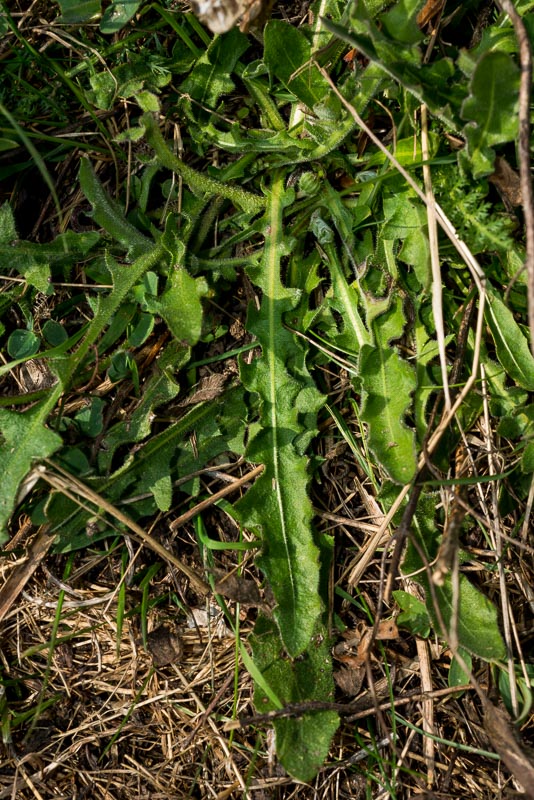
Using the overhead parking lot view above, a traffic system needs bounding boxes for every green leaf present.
[56,0,101,23]
[403,502,506,662]
[449,648,472,691]
[324,253,370,355]
[98,345,183,473]
[0,393,63,542]
[89,71,116,110]
[393,590,431,638]
[134,89,160,112]
[521,441,534,473]
[42,320,68,347]
[100,1,142,33]
[142,113,265,213]
[381,0,425,44]
[360,295,417,484]
[235,172,325,656]
[250,615,339,782]
[485,287,534,391]
[51,393,235,551]
[7,330,40,359]
[179,29,249,109]
[323,5,460,128]
[74,397,105,437]
[264,21,329,109]
[127,311,154,347]
[79,158,152,258]
[433,575,506,661]
[0,228,100,294]
[0,202,17,243]
[460,51,519,177]
[146,268,207,346]
[381,190,430,287]
[498,665,534,725]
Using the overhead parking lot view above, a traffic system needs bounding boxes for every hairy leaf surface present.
[360,294,417,484]
[250,615,339,782]
[0,389,63,542]
[236,172,325,656]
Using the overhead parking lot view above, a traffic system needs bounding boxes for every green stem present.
[68,242,166,376]
[142,113,266,214]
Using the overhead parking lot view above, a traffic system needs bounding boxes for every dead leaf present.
[178,373,227,407]
[376,619,398,640]
[334,664,364,696]
[147,622,183,667]
[214,570,263,606]
[489,156,522,207]
[417,0,445,28]
[482,699,534,799]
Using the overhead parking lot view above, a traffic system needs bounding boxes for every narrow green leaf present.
[323,244,370,355]
[66,242,166,380]
[485,287,534,391]
[142,113,266,213]
[79,158,152,258]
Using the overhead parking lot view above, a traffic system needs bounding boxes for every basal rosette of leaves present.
[3,0,534,783]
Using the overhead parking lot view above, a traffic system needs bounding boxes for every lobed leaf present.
[250,615,339,782]
[79,158,152,259]
[145,268,208,346]
[0,389,63,542]
[360,294,417,484]
[236,171,325,657]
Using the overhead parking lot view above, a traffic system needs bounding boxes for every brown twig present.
[169,464,264,531]
[229,684,474,728]
[0,526,55,623]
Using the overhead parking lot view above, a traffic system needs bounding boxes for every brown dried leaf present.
[488,156,522,207]
[334,665,365,696]
[214,571,263,606]
[376,619,398,640]
[147,622,183,667]
[482,699,534,799]
[178,373,227,407]
[417,0,445,28]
